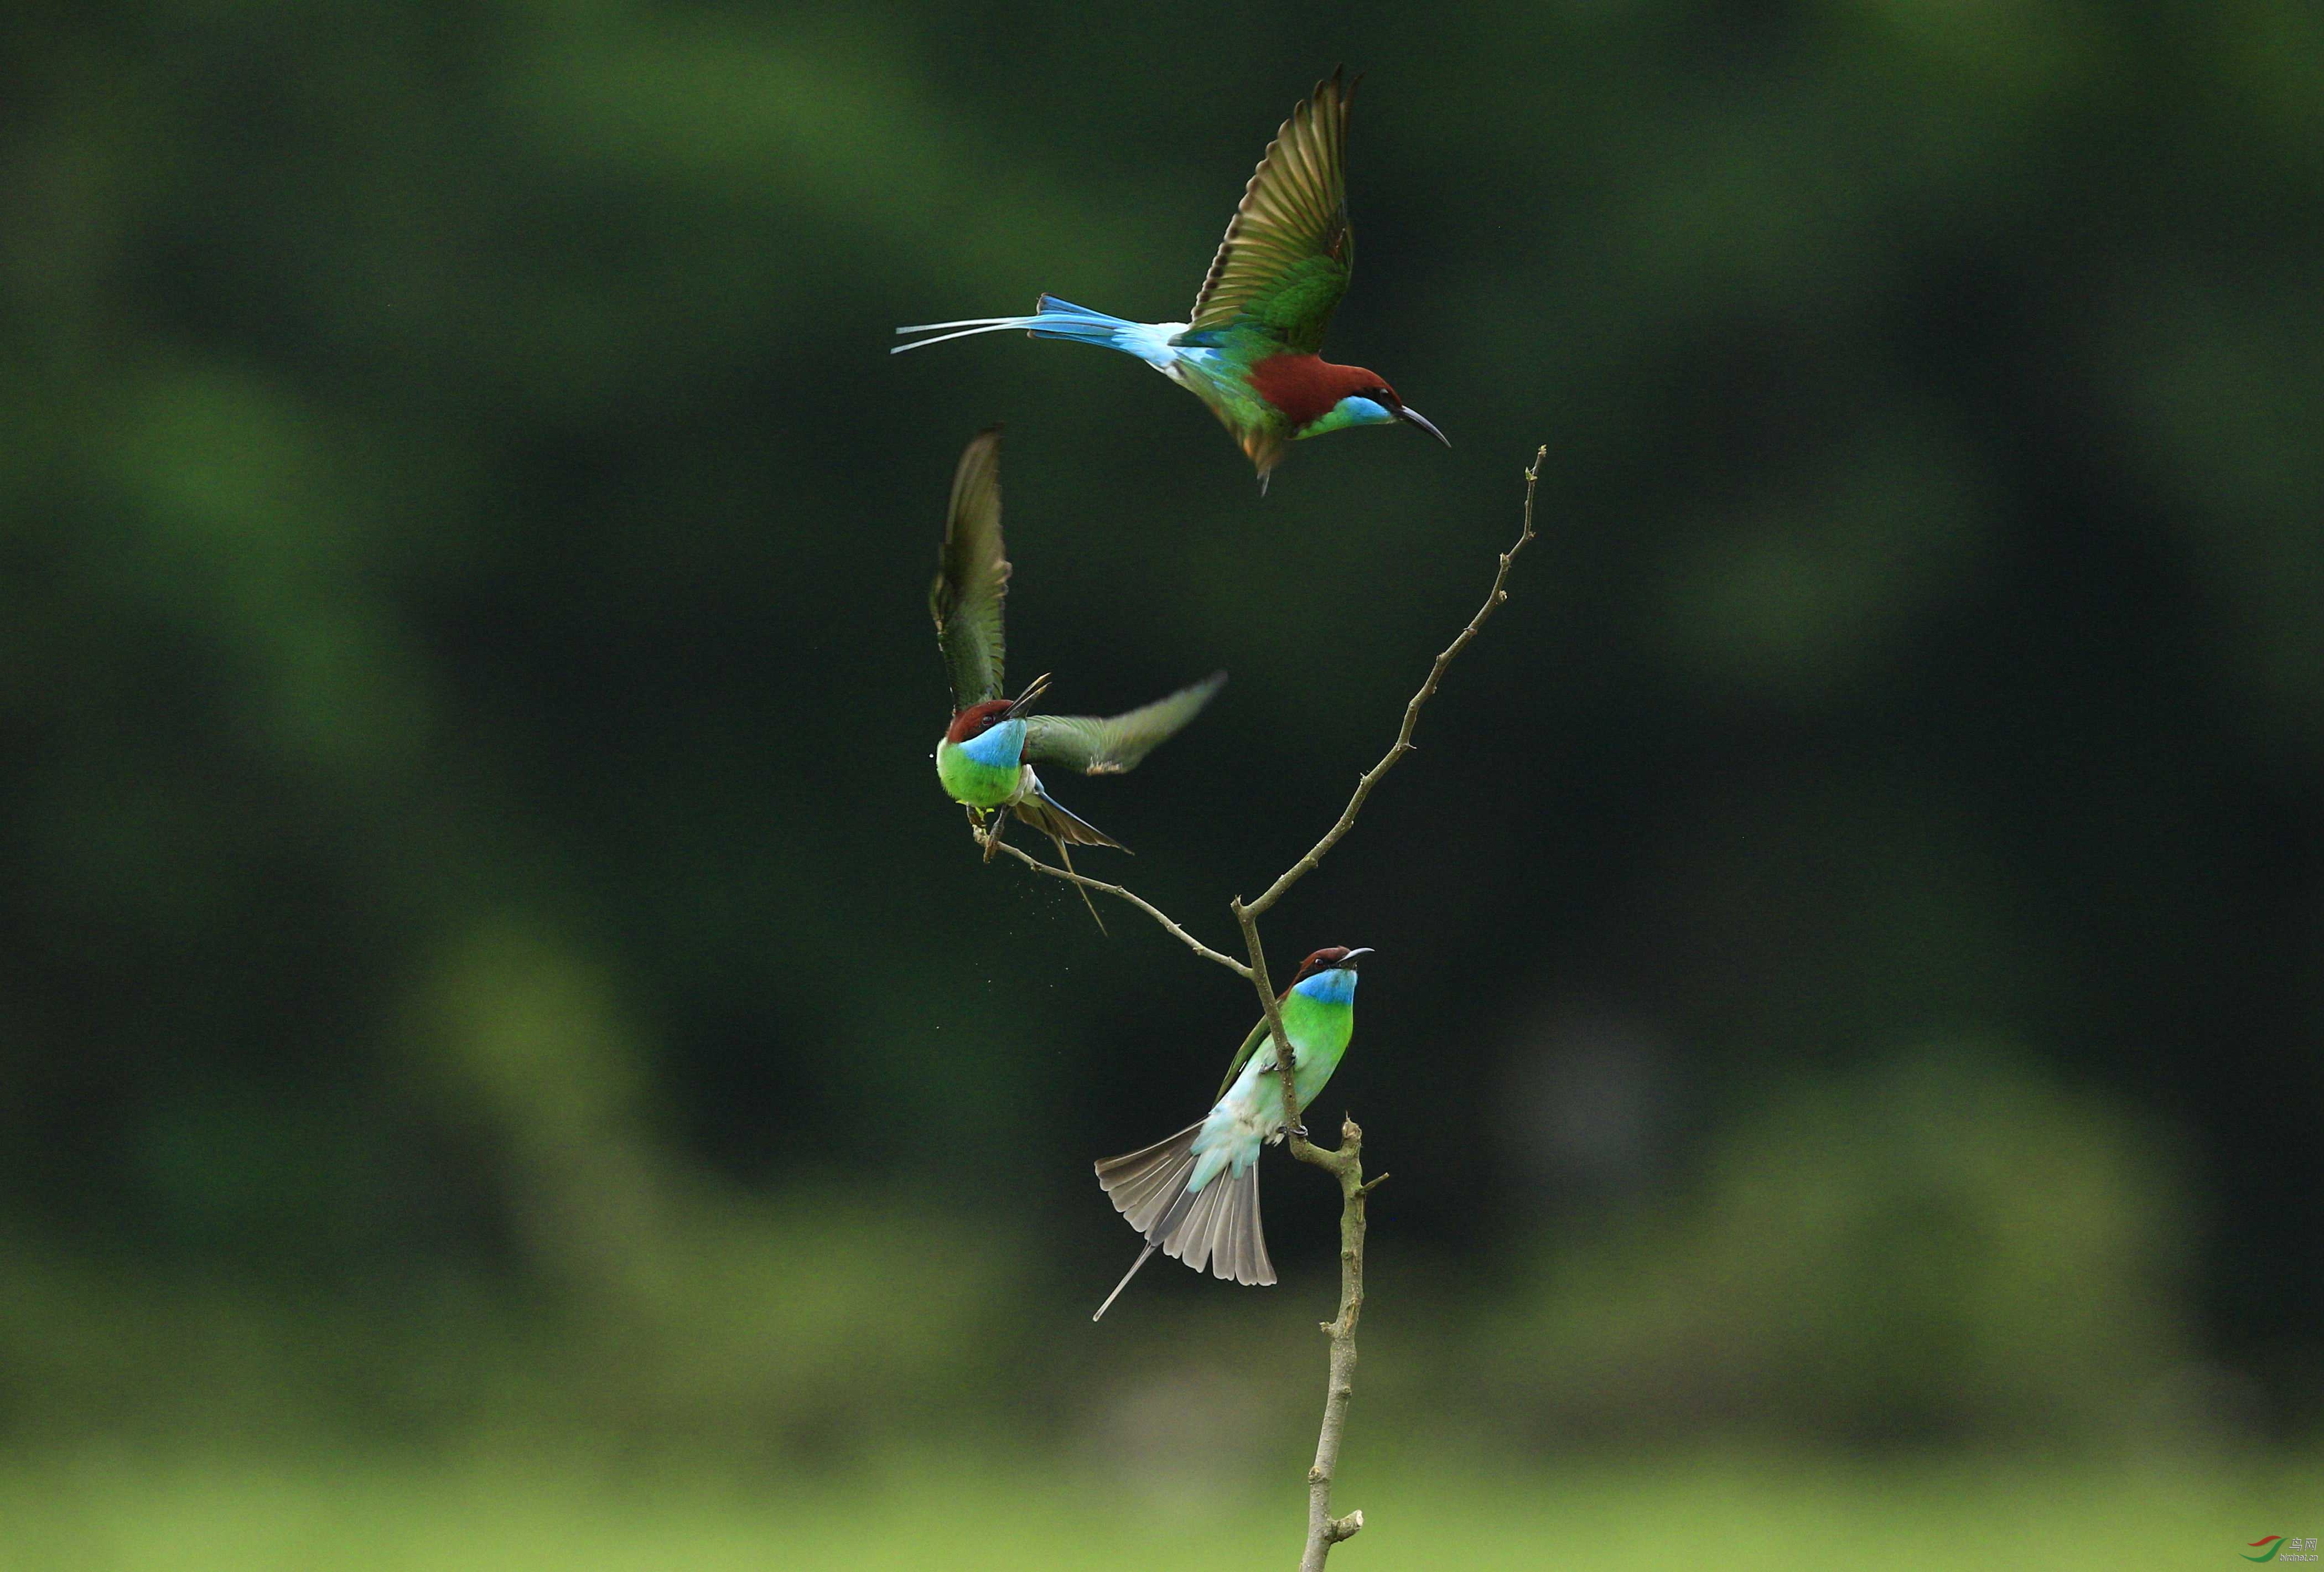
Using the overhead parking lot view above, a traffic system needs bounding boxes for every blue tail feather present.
[891,295,1174,367]
[1026,295,1140,350]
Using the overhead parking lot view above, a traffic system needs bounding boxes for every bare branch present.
[987,837,1252,978]
[1228,901,1370,1572]
[1230,448,1547,1570]
[1297,1113,1373,1572]
[1228,896,1315,1165]
[1026,448,1547,1568]
[1243,445,1548,919]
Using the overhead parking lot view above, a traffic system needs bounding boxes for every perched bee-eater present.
[1092,946,1371,1319]
[894,71,1446,489]
[931,428,1224,926]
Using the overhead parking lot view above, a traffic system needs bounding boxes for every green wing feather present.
[929,428,1010,710]
[1187,70,1356,355]
[1216,1016,1274,1102]
[1020,671,1226,776]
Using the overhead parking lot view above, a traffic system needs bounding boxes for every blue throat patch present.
[1293,967,1358,1007]
[959,717,1025,769]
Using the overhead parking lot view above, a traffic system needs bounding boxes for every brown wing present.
[928,428,1009,709]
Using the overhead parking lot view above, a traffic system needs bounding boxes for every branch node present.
[1329,1511,1364,1543]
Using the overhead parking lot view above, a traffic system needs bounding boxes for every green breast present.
[1280,990,1355,1110]
[936,738,1020,810]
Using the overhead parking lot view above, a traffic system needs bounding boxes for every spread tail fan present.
[1092,1122,1274,1319]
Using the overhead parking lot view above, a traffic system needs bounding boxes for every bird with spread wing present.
[930,428,1223,927]
[895,71,1446,489]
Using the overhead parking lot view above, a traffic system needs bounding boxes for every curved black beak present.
[1396,406,1450,448]
[1004,672,1052,718]
[1341,947,1375,967]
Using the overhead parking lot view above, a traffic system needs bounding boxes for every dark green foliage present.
[1,0,2320,1445]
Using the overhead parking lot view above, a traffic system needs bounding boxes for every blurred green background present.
[3,1,2321,1565]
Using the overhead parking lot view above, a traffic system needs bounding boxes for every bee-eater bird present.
[1091,946,1372,1319]
[931,428,1225,927]
[893,71,1448,489]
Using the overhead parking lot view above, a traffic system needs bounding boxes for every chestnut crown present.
[1287,946,1371,987]
[944,698,1016,744]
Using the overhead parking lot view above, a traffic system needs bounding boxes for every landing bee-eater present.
[1092,946,1371,1319]
[931,428,1225,927]
[894,71,1447,489]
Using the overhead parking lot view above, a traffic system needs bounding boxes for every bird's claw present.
[977,809,1008,863]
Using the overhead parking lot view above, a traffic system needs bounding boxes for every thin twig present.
[1230,896,1311,1159]
[997,448,1548,1569]
[1300,1113,1372,1572]
[985,443,1548,978]
[1233,897,1373,1571]
[988,837,1252,978]
[1243,445,1548,920]
[1230,447,1548,1570]
[1226,895,1364,1569]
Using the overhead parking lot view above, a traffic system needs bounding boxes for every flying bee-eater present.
[894,71,1448,490]
[931,428,1224,928]
[1092,946,1372,1319]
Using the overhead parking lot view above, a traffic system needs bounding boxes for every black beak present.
[1396,406,1450,448]
[1341,947,1374,967]
[1005,672,1052,718]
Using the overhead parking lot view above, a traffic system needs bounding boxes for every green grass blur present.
[2,1449,2314,1570]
